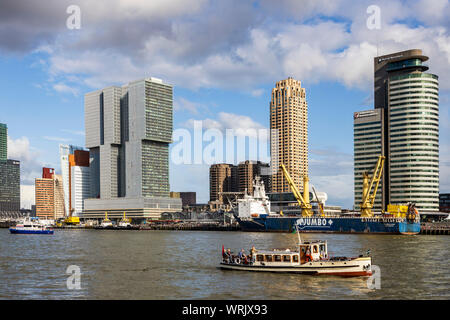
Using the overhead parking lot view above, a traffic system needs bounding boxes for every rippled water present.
[0,228,449,299]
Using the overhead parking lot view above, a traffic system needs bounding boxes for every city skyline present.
[1,1,450,209]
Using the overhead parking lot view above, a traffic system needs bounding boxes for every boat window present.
[293,255,299,263]
[313,245,318,253]
[257,255,264,262]
[274,255,281,262]
[265,255,273,262]
[320,244,326,253]
[283,255,291,262]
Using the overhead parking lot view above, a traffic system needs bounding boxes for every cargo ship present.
[234,158,421,234]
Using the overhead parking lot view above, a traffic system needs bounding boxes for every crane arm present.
[280,164,307,207]
[360,155,385,217]
[280,164,313,217]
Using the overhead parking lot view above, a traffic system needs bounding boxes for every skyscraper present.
[354,49,439,212]
[270,77,308,193]
[59,144,85,215]
[83,77,181,220]
[0,123,7,161]
[0,123,20,215]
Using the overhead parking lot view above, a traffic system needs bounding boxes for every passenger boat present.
[220,232,372,277]
[9,218,54,235]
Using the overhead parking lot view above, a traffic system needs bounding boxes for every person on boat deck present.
[305,248,312,262]
[238,249,246,260]
[226,249,233,263]
[250,246,257,262]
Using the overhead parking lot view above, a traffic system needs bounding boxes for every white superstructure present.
[237,176,273,218]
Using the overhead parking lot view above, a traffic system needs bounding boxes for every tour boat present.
[9,218,54,235]
[220,232,372,277]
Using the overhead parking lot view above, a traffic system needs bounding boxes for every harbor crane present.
[360,155,385,217]
[280,164,313,217]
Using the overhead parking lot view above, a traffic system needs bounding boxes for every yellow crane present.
[279,164,313,217]
[360,155,385,217]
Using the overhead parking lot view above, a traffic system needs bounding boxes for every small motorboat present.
[9,218,54,235]
[220,231,372,277]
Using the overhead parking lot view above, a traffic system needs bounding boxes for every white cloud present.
[52,82,79,96]
[43,136,71,142]
[7,136,43,185]
[184,112,266,138]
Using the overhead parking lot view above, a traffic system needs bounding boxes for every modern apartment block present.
[83,77,181,220]
[209,164,236,203]
[238,160,271,195]
[209,161,270,204]
[0,123,20,215]
[270,77,308,193]
[68,150,90,216]
[354,49,439,212]
[35,168,65,220]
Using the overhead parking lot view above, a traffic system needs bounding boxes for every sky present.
[0,0,449,209]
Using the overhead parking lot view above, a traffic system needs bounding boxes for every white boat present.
[220,232,372,277]
[97,212,113,228]
[117,212,132,228]
[9,218,54,235]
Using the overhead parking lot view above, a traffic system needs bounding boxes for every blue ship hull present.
[9,228,54,235]
[236,215,420,234]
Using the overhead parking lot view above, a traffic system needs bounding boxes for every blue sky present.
[0,0,449,208]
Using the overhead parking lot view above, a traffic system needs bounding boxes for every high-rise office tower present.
[0,123,7,161]
[354,49,439,212]
[353,109,385,211]
[0,123,20,214]
[68,150,90,216]
[83,78,181,219]
[59,144,85,215]
[35,168,65,220]
[270,77,308,193]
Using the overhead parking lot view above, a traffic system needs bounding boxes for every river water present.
[0,228,448,299]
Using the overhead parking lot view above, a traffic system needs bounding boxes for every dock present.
[420,222,450,235]
[141,221,241,231]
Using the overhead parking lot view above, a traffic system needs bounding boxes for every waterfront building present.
[354,49,439,212]
[0,123,21,216]
[353,109,385,211]
[238,160,271,195]
[209,164,236,203]
[59,144,85,215]
[270,77,308,193]
[209,161,270,205]
[440,194,450,213]
[171,192,196,207]
[35,168,65,220]
[69,150,91,216]
[83,77,181,220]
[0,159,20,214]
[0,123,7,161]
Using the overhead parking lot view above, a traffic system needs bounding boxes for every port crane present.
[279,164,313,217]
[360,155,385,217]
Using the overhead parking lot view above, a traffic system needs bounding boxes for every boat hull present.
[237,215,420,234]
[219,257,372,277]
[9,228,54,235]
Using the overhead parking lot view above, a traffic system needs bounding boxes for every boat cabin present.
[298,240,328,263]
[249,241,328,266]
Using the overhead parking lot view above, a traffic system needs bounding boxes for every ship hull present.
[220,257,372,277]
[9,228,54,235]
[236,215,420,234]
